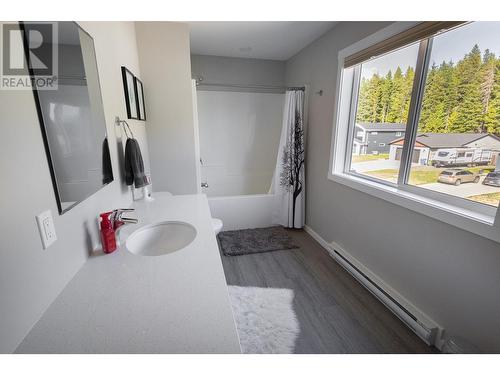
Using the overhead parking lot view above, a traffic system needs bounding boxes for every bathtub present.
[207,194,276,231]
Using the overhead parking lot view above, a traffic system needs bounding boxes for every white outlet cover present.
[36,210,57,249]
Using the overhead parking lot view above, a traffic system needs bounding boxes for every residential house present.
[352,122,406,155]
[389,133,500,164]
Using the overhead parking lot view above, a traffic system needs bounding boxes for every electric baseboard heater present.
[331,249,439,346]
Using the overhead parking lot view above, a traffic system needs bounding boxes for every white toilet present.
[212,218,223,235]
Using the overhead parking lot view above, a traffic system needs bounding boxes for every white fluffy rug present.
[227,285,300,354]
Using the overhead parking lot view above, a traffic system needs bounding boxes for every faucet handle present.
[114,208,135,220]
[119,217,138,224]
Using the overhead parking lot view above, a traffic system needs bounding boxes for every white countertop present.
[16,194,241,353]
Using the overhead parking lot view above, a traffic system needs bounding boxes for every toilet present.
[212,218,223,235]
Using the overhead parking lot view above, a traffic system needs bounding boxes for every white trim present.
[304,225,445,349]
[329,172,500,243]
[328,22,500,243]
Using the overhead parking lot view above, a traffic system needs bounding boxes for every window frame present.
[329,22,500,243]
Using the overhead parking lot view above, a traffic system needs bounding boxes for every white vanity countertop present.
[16,194,241,353]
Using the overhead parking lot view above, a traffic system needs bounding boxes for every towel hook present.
[115,116,134,139]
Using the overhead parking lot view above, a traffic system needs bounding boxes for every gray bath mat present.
[218,226,299,256]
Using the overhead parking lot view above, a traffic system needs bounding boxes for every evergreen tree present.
[354,43,500,135]
[479,49,496,132]
[386,67,405,123]
[484,59,500,134]
[402,67,415,123]
[380,71,394,122]
[449,45,483,133]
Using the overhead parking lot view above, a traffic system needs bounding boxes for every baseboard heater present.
[331,249,439,346]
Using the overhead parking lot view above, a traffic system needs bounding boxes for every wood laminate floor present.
[220,229,436,354]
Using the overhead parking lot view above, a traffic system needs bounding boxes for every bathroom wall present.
[191,55,286,196]
[0,21,149,353]
[191,54,285,91]
[285,21,500,351]
[197,90,284,196]
[135,22,198,195]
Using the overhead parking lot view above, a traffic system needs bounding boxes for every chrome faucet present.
[111,208,138,230]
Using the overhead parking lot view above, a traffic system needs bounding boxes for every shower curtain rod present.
[196,82,305,91]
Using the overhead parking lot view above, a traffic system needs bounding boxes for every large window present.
[347,42,419,183]
[333,22,500,239]
[407,22,500,208]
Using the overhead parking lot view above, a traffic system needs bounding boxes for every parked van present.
[431,148,492,167]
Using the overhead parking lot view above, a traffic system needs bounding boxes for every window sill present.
[328,171,500,243]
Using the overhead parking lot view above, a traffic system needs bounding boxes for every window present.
[407,22,500,209]
[331,22,500,240]
[346,42,420,183]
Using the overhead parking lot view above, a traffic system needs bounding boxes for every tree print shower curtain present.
[270,89,305,229]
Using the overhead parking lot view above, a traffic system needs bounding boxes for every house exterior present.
[388,133,500,165]
[352,123,406,155]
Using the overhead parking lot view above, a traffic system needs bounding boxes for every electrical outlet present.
[36,210,57,249]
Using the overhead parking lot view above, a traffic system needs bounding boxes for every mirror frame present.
[19,21,112,214]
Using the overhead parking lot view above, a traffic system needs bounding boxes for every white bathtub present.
[207,194,276,231]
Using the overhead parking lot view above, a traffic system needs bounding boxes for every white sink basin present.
[125,221,197,256]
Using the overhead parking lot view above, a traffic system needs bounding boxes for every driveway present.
[420,176,499,198]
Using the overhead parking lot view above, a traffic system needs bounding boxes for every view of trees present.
[356,45,500,135]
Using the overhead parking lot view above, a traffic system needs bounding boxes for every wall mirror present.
[22,21,112,214]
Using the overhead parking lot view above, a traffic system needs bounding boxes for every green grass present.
[365,167,439,185]
[467,192,500,207]
[352,153,389,163]
[466,166,496,174]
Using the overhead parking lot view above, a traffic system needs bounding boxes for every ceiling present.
[188,21,337,61]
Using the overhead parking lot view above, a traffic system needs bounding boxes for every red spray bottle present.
[100,212,117,254]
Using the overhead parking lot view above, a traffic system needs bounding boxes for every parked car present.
[437,169,480,186]
[482,171,500,187]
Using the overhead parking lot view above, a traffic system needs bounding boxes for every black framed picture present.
[121,66,138,119]
[134,77,146,121]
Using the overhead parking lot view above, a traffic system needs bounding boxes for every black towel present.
[102,137,114,184]
[124,138,149,188]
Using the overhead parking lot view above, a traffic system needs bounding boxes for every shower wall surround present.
[197,90,284,196]
[192,54,287,197]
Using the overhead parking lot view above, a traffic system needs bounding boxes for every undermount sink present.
[125,221,197,256]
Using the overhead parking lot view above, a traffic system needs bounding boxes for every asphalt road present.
[419,176,499,198]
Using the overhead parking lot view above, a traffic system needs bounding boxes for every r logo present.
[2,22,56,76]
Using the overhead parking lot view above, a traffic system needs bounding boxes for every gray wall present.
[285,21,500,351]
[0,21,148,353]
[136,22,198,194]
[191,54,285,91]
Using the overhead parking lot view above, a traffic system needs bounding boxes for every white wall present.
[0,21,149,353]
[285,21,500,352]
[197,91,284,196]
[191,54,285,91]
[135,22,198,195]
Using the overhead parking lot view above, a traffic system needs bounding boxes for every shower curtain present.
[270,89,305,229]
